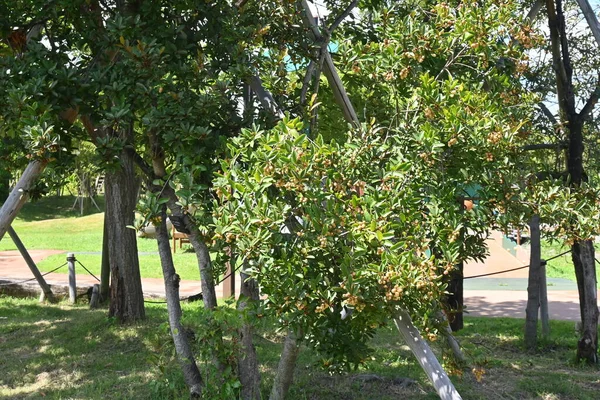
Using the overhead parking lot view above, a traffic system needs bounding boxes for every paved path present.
[0,248,594,322]
[0,250,240,299]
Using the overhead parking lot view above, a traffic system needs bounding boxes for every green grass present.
[542,240,600,287]
[0,195,200,280]
[1,296,599,399]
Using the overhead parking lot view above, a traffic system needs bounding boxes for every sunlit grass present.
[0,196,199,280]
[1,297,599,400]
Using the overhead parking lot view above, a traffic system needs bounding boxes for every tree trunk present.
[572,240,598,363]
[546,0,598,363]
[394,309,463,400]
[446,261,464,331]
[525,214,542,350]
[0,160,47,242]
[106,149,145,323]
[100,210,110,302]
[155,203,203,397]
[269,330,301,400]
[237,269,261,400]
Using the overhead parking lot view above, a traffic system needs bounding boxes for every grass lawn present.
[1,296,599,399]
[0,196,200,280]
[542,240,600,287]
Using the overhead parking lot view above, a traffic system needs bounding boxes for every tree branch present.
[527,0,544,21]
[538,102,558,125]
[327,0,358,35]
[578,82,600,121]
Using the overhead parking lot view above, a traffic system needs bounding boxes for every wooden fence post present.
[90,284,100,309]
[222,247,235,299]
[67,253,76,304]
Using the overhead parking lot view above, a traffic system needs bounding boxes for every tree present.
[518,0,600,362]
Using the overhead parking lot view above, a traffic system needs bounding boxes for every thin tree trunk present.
[0,160,48,242]
[237,269,261,400]
[394,309,462,400]
[525,214,542,350]
[155,203,203,398]
[269,330,301,400]
[572,240,598,363]
[106,148,145,323]
[143,136,225,373]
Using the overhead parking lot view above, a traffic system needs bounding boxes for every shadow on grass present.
[16,196,105,222]
[0,298,182,399]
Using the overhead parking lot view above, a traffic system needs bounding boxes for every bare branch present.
[300,60,315,106]
[578,79,600,121]
[538,102,558,125]
[527,0,544,21]
[327,0,358,35]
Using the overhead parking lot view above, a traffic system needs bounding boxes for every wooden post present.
[90,284,100,309]
[67,253,77,304]
[539,259,550,338]
[0,160,48,242]
[395,309,463,400]
[7,226,56,303]
[222,247,235,299]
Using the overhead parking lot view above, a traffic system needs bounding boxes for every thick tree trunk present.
[106,149,145,323]
[525,214,542,349]
[269,330,301,400]
[0,160,47,242]
[155,204,203,397]
[572,240,598,363]
[100,210,110,302]
[395,309,462,400]
[237,269,261,400]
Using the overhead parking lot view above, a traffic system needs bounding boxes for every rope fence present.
[463,249,572,279]
[0,262,68,286]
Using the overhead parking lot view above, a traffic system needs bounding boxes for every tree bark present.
[525,214,542,350]
[446,261,464,331]
[572,240,598,363]
[269,330,301,400]
[0,160,48,243]
[106,148,145,323]
[237,269,261,400]
[394,309,462,400]
[155,203,203,398]
[100,209,110,302]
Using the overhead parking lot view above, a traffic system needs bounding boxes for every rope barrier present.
[463,249,572,279]
[0,262,68,286]
[76,260,100,282]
